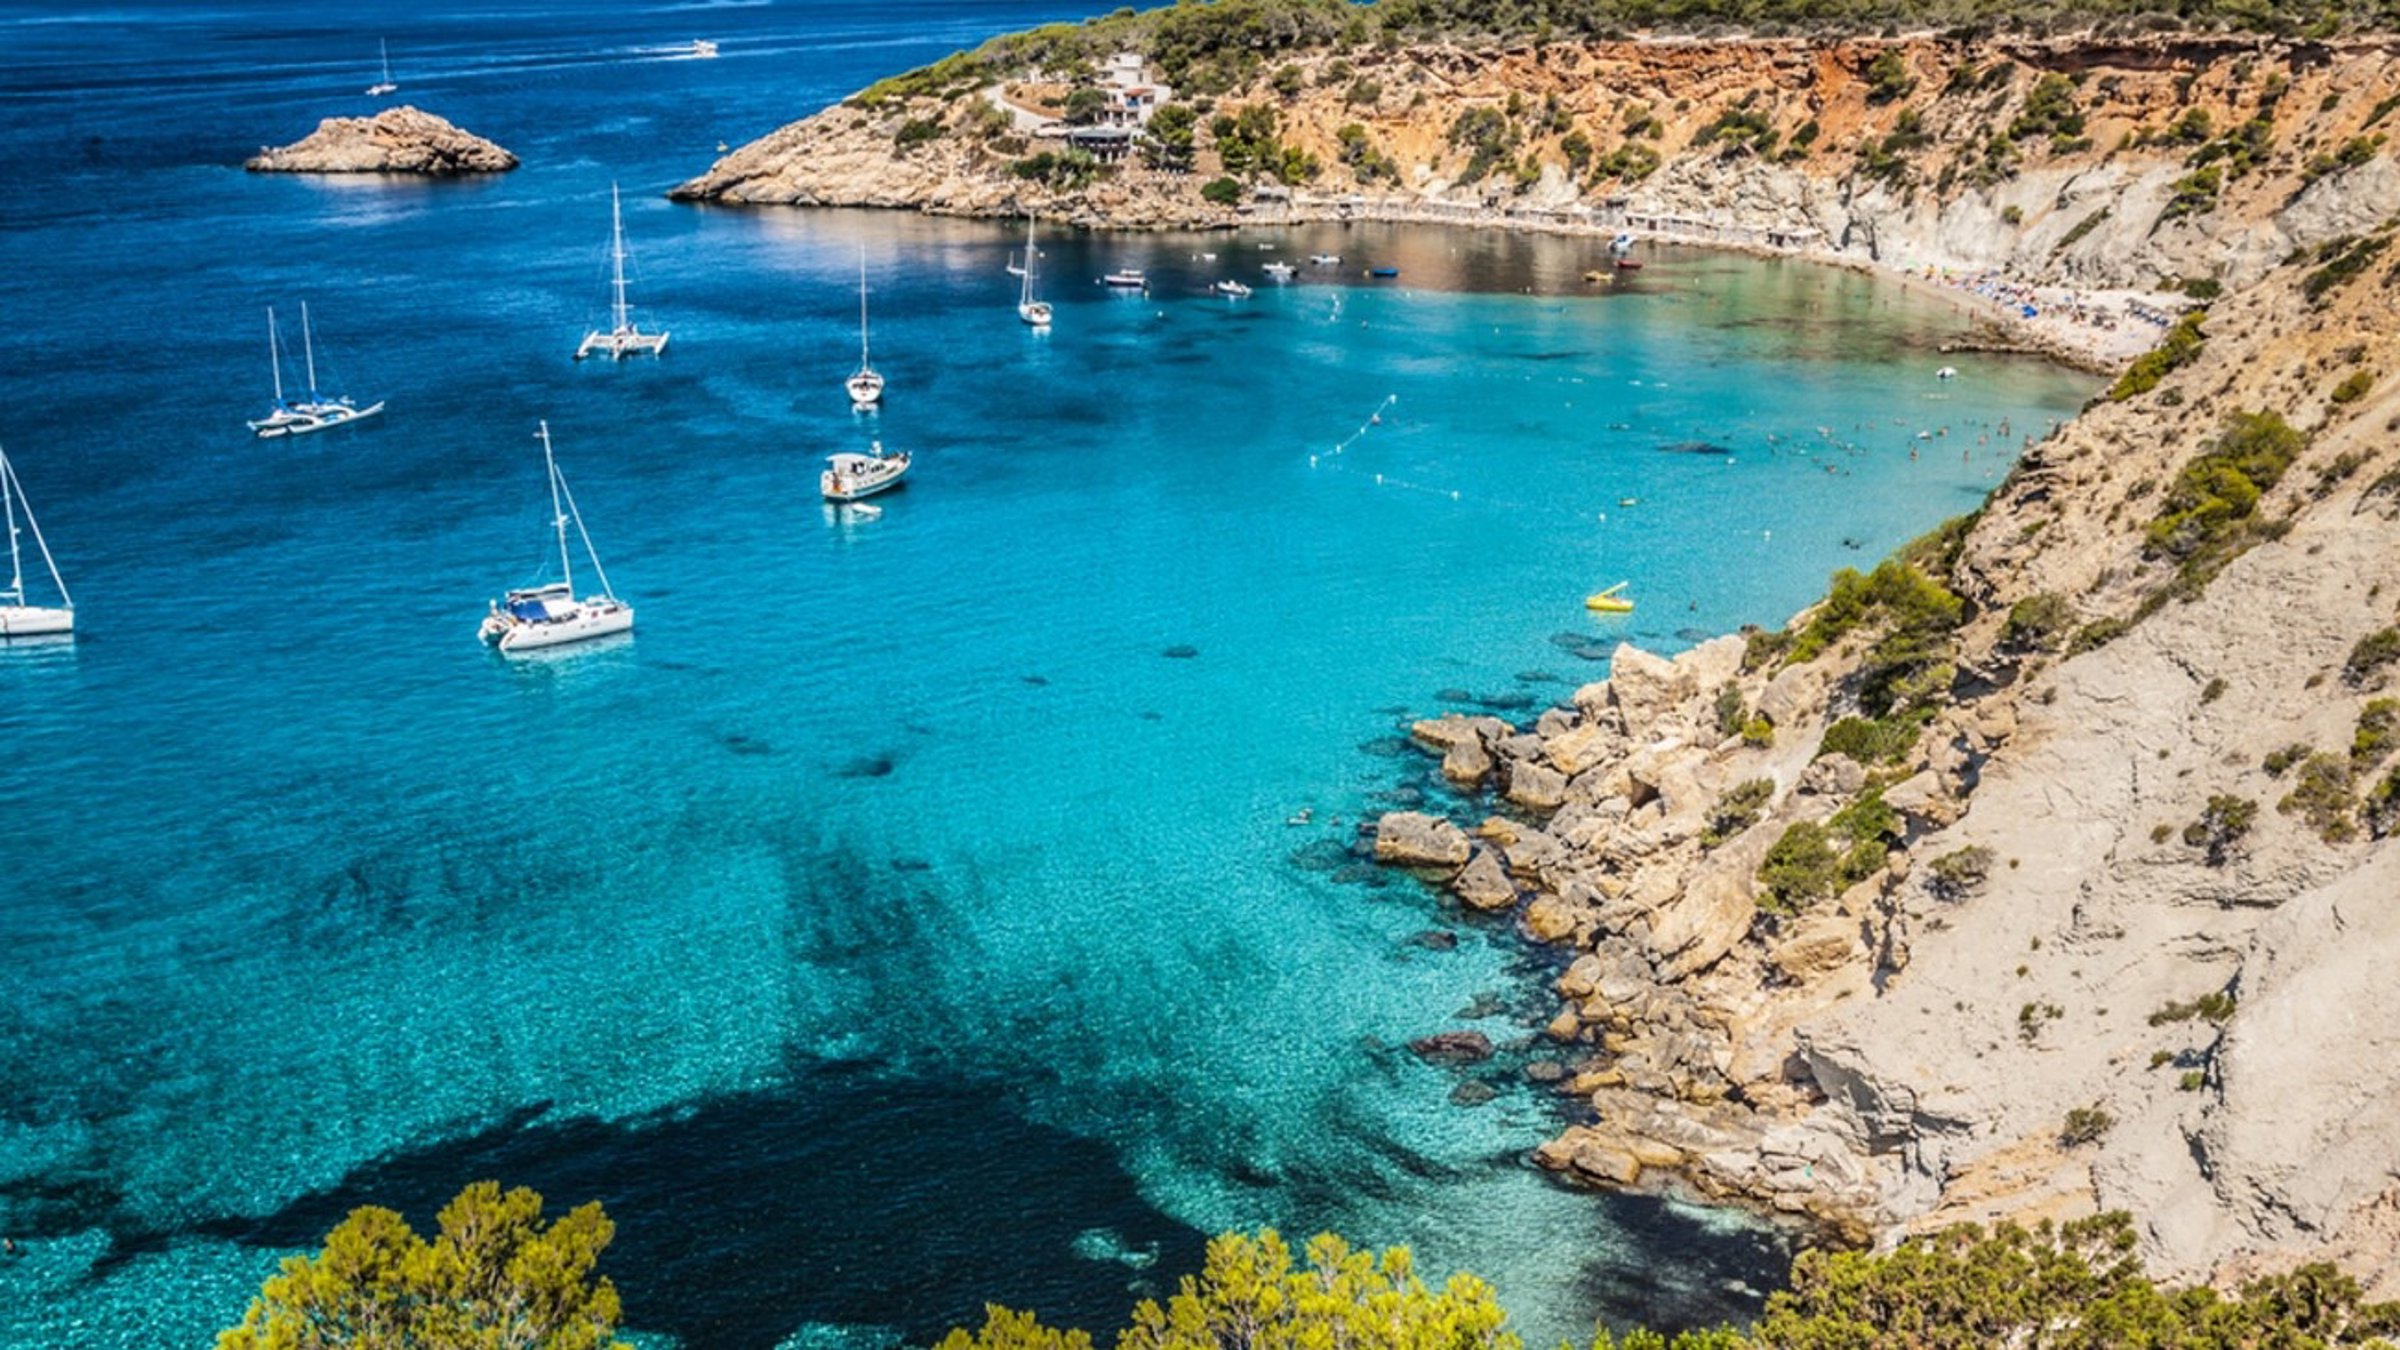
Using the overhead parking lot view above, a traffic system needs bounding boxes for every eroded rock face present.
[247,107,518,175]
[1374,812,1471,869]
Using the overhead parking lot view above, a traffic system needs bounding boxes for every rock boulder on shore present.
[247,107,518,175]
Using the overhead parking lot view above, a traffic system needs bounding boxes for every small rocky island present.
[246,106,517,175]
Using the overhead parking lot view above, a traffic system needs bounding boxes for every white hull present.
[491,602,634,652]
[847,372,885,406]
[270,401,386,437]
[822,450,909,502]
[365,81,397,95]
[0,604,72,638]
[1018,301,1052,327]
[578,328,669,361]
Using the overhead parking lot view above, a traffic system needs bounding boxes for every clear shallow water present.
[0,4,2095,1347]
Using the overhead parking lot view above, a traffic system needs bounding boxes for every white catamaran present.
[478,421,634,653]
[251,303,384,438]
[0,444,73,639]
[846,249,884,407]
[577,184,669,361]
[365,39,398,97]
[1017,216,1052,328]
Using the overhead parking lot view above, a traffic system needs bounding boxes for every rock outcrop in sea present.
[247,107,518,175]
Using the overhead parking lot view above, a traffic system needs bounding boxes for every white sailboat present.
[478,421,634,653]
[1017,216,1052,328]
[365,39,398,97]
[0,444,73,639]
[284,302,384,432]
[577,184,669,361]
[247,307,310,436]
[846,248,884,407]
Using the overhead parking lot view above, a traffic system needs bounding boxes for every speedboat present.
[1308,253,1341,265]
[1216,279,1253,298]
[686,39,719,58]
[822,443,911,502]
[1368,266,1400,279]
[1102,269,1147,290]
[1261,262,1295,281]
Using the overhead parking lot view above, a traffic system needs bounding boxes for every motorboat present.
[1368,266,1400,278]
[1261,262,1294,281]
[1308,253,1341,265]
[1101,269,1148,290]
[822,443,911,502]
[1216,279,1253,298]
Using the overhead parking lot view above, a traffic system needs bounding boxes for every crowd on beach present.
[1917,265,2179,336]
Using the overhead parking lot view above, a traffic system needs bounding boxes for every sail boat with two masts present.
[0,444,73,639]
[249,303,384,438]
[478,421,634,653]
[1017,216,1052,328]
[846,247,884,408]
[577,185,669,361]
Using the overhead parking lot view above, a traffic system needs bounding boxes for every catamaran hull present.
[0,605,73,638]
[279,403,387,436]
[489,606,635,652]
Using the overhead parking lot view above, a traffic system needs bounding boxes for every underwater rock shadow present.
[196,1064,1210,1350]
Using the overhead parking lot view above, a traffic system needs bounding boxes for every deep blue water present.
[0,4,2095,1347]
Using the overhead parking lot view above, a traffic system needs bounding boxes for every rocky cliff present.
[677,19,2400,1296]
[674,33,2400,298]
[247,106,518,175]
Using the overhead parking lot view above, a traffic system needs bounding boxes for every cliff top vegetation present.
[858,0,2393,106]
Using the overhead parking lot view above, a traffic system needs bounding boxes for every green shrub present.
[1926,845,1996,899]
[1344,77,1381,106]
[1591,139,1659,182]
[1758,791,1899,912]
[2303,234,2392,307]
[2141,410,2303,598]
[2345,627,2400,688]
[2066,618,2129,654]
[1714,684,1748,737]
[2060,1104,2114,1147]
[894,116,944,148]
[1863,49,1916,104]
[2201,676,2227,704]
[1694,103,1778,157]
[2149,990,2237,1024]
[2355,698,2400,767]
[2055,206,2110,252]
[2008,73,2084,142]
[2279,751,2358,842]
[1200,176,1243,205]
[1742,626,1792,672]
[2001,204,2024,225]
[1741,716,1777,748]
[1820,713,1928,765]
[1011,148,1104,187]
[2000,592,2075,653]
[2264,743,2312,776]
[2182,794,2257,865]
[2108,309,2205,401]
[2364,768,2400,838]
[2331,370,2375,405]
[2180,1069,2207,1091]
[1703,777,1777,848]
[1788,559,1963,666]
[2161,165,2222,221]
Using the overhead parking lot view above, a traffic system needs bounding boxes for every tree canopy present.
[217,1181,629,1350]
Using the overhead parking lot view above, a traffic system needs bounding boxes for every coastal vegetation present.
[216,1181,628,1350]
[939,1220,2400,1350]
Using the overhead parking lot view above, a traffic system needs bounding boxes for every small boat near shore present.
[822,442,911,502]
[0,443,73,639]
[1615,258,1645,272]
[479,421,634,654]
[1585,581,1634,614]
[1308,253,1341,265]
[1261,262,1294,281]
[1102,268,1148,290]
[1367,266,1400,279]
[1215,279,1253,298]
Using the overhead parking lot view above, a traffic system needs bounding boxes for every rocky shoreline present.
[247,106,517,175]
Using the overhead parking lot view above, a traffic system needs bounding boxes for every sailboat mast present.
[610,184,631,335]
[0,447,67,609]
[267,308,285,405]
[539,421,574,596]
[857,247,870,367]
[300,301,320,401]
[380,38,392,86]
[1021,216,1037,305]
[1,449,21,605]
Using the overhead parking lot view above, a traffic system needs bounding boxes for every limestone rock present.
[1374,813,1470,868]
[1408,1030,1494,1064]
[247,107,517,174]
[1451,847,1519,912]
[1608,643,1698,734]
[1442,735,1496,786]
[1505,759,1570,810]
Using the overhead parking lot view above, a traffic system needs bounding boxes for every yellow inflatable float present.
[1584,581,1634,613]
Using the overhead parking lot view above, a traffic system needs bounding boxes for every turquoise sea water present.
[0,4,2096,1347]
